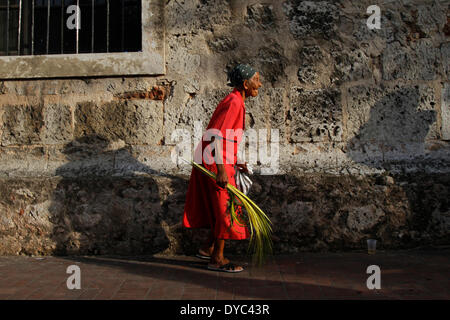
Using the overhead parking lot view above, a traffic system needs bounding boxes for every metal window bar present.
[2,0,141,56]
[91,0,94,53]
[76,0,79,53]
[6,0,9,56]
[17,0,22,55]
[46,0,49,54]
[121,0,124,52]
[61,0,64,53]
[106,0,109,53]
[31,0,34,55]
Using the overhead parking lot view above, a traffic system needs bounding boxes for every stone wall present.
[0,0,449,255]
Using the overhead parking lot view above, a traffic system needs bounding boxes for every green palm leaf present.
[190,160,273,265]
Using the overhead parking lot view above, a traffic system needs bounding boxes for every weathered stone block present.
[346,84,439,144]
[183,78,200,95]
[403,2,447,37]
[48,137,177,178]
[442,42,450,79]
[268,88,286,140]
[207,36,238,53]
[1,104,44,146]
[48,137,115,177]
[167,45,201,76]
[166,0,232,35]
[288,87,342,143]
[41,103,73,145]
[0,146,46,177]
[124,145,176,175]
[282,0,339,39]
[254,43,288,84]
[74,100,163,145]
[117,86,167,101]
[244,87,267,131]
[382,39,440,80]
[2,171,450,255]
[442,83,450,141]
[245,3,276,30]
[331,47,373,83]
[283,200,315,235]
[164,87,230,145]
[346,204,385,232]
[297,44,373,86]
[297,45,327,85]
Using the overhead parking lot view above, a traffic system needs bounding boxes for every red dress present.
[182,89,250,240]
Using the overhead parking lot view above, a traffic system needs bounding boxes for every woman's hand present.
[216,165,228,189]
[236,162,249,174]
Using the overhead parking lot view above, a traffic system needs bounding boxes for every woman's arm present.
[212,136,228,188]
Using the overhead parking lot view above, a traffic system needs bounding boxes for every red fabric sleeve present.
[206,96,244,165]
[209,98,244,137]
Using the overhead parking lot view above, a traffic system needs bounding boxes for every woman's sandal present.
[195,249,211,260]
[207,262,244,273]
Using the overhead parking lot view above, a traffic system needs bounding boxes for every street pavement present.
[0,247,448,300]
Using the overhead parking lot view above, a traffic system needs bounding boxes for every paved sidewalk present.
[0,248,449,300]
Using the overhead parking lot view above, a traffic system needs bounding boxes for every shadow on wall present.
[47,134,191,256]
[346,86,436,169]
[343,85,450,247]
[45,86,448,257]
[239,86,447,253]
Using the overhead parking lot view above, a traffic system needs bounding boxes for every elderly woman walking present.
[182,64,262,273]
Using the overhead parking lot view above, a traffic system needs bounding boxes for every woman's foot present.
[196,247,213,260]
[210,256,229,265]
[207,261,244,273]
[201,246,214,256]
[208,257,244,273]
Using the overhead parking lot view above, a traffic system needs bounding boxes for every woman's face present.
[244,72,262,97]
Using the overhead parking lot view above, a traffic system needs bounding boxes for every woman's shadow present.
[48,134,192,256]
[344,85,446,247]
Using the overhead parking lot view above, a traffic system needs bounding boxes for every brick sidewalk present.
[0,248,449,300]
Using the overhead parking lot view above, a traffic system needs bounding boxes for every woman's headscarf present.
[227,64,256,88]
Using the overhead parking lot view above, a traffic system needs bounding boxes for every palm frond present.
[190,161,273,265]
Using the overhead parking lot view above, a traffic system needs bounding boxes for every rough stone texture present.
[42,104,74,145]
[382,39,441,81]
[346,84,440,144]
[255,44,288,84]
[282,0,339,40]
[1,104,45,146]
[297,45,332,86]
[331,47,373,84]
[1,172,448,256]
[288,87,342,143]
[0,0,449,255]
[245,3,276,30]
[164,87,230,145]
[0,175,188,255]
[268,88,287,141]
[0,146,47,176]
[443,83,450,140]
[207,36,238,53]
[74,100,164,146]
[442,42,450,79]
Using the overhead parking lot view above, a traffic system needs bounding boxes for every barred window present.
[0,0,142,56]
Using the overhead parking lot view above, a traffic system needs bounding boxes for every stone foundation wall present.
[0,0,449,255]
[0,172,449,256]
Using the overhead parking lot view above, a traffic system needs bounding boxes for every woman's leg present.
[210,239,228,265]
[209,239,243,272]
[200,231,215,256]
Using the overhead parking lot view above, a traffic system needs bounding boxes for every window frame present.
[0,0,165,79]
